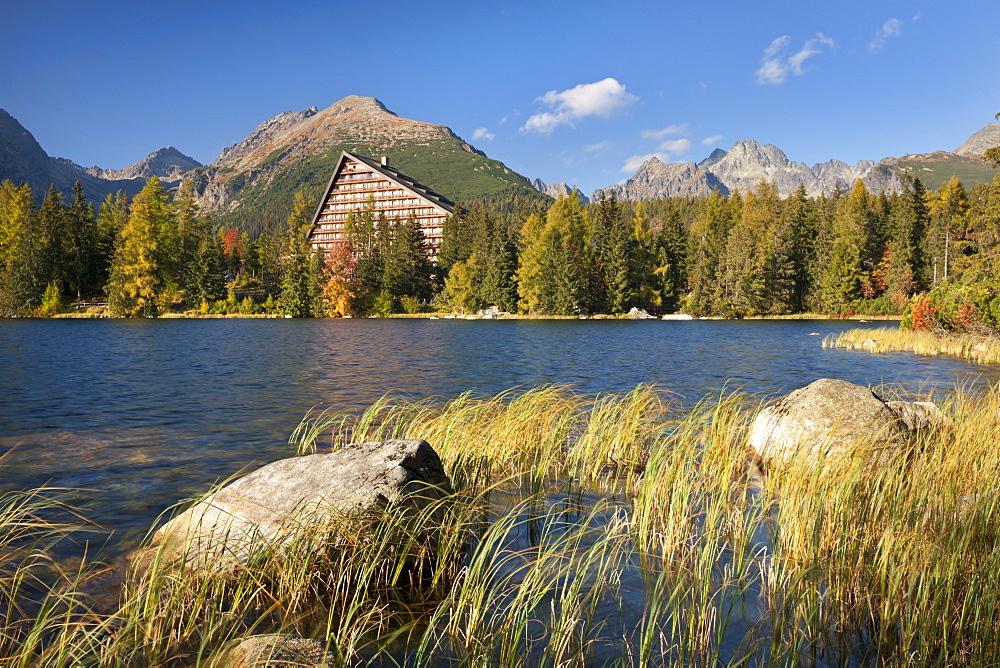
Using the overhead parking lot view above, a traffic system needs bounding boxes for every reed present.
[7,383,1000,664]
[824,326,1000,363]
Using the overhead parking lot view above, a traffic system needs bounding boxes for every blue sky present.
[2,0,997,196]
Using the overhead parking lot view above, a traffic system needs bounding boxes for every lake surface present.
[1,317,997,552]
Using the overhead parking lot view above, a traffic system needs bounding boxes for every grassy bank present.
[4,384,1000,664]
[824,326,1000,364]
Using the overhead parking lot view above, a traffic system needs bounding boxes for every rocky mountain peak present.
[597,137,907,201]
[210,95,458,175]
[698,148,727,169]
[90,146,203,182]
[531,178,588,203]
[954,123,1000,157]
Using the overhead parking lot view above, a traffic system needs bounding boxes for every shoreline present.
[43,311,904,321]
[44,311,904,321]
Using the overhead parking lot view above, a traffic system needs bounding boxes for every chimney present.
[380,156,388,167]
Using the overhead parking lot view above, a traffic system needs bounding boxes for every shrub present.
[902,283,1000,335]
[39,281,62,317]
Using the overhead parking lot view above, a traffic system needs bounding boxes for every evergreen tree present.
[95,192,129,293]
[650,209,687,312]
[885,175,929,306]
[780,184,817,312]
[437,205,469,275]
[686,190,733,316]
[383,215,432,303]
[278,191,320,317]
[0,181,43,315]
[601,194,631,313]
[818,179,872,310]
[927,175,970,284]
[516,195,592,315]
[64,181,97,300]
[173,179,208,295]
[36,184,67,291]
[186,235,226,308]
[466,206,518,312]
[515,212,547,313]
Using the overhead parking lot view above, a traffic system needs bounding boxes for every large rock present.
[146,439,451,569]
[749,379,941,470]
[216,635,333,667]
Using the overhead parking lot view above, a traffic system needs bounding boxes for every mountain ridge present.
[593,132,996,202]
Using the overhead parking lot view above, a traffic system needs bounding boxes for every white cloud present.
[701,134,723,146]
[755,33,835,84]
[869,18,903,54]
[641,124,687,140]
[657,138,691,155]
[621,153,668,173]
[584,140,611,152]
[471,127,495,141]
[523,77,638,133]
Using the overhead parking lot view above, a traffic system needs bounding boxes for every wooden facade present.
[307,151,455,262]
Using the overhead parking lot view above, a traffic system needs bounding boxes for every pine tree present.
[186,235,226,308]
[466,206,518,312]
[818,179,872,310]
[56,182,97,300]
[278,191,320,317]
[383,216,432,303]
[515,212,548,313]
[95,192,129,293]
[0,181,43,315]
[515,195,592,315]
[650,209,687,312]
[780,184,817,311]
[437,204,469,275]
[927,176,970,284]
[36,184,67,292]
[601,194,631,313]
[686,190,733,316]
[885,175,928,306]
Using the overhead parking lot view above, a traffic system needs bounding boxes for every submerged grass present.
[825,326,1000,364]
[6,383,1000,664]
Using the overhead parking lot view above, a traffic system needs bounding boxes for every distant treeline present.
[2,172,1000,327]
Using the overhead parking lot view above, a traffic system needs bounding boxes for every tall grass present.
[6,383,1000,664]
[825,326,1000,364]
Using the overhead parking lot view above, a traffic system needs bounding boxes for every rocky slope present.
[189,95,546,229]
[71,146,203,181]
[0,109,200,200]
[596,139,907,201]
[531,178,589,203]
[0,109,98,195]
[954,123,1000,157]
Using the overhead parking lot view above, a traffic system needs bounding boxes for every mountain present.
[0,109,201,202]
[531,178,589,204]
[0,109,100,195]
[592,139,968,200]
[955,124,1000,157]
[191,95,548,231]
[598,159,729,200]
[61,146,202,182]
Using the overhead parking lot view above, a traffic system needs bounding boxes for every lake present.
[1,317,997,552]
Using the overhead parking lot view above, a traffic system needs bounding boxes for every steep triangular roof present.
[308,151,455,234]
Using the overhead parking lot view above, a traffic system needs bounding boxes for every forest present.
[1,169,999,331]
